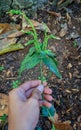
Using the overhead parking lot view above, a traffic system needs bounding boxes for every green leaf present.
[25,40,35,46]
[12,80,20,88]
[41,105,56,117]
[19,52,41,74]
[7,10,22,15]
[43,56,62,78]
[0,66,4,71]
[36,127,42,130]
[21,30,34,37]
[45,50,56,57]
[48,34,60,40]
[0,114,7,122]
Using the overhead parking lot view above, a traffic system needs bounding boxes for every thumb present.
[32,84,44,100]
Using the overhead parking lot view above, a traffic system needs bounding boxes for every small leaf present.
[19,52,41,74]
[36,127,42,130]
[0,114,7,122]
[21,30,34,37]
[48,34,60,40]
[7,10,22,15]
[0,66,4,71]
[25,40,35,46]
[41,105,56,117]
[45,50,56,57]
[12,80,20,88]
[43,56,62,78]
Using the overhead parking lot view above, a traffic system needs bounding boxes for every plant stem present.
[22,13,41,52]
[40,58,43,84]
[52,124,56,130]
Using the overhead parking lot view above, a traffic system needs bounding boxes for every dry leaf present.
[66,12,71,25]
[59,26,68,37]
[48,113,59,123]
[58,0,65,5]
[22,17,50,32]
[0,94,8,116]
[66,108,72,113]
[67,63,72,69]
[54,122,73,130]
[0,23,20,35]
[0,38,17,50]
[0,38,24,55]
[69,72,72,79]
[8,31,23,38]
[49,113,73,130]
[47,10,61,17]
[65,89,71,93]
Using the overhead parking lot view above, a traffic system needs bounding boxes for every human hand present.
[8,80,52,130]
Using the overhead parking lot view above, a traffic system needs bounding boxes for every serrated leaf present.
[19,52,41,74]
[41,105,56,117]
[29,46,35,55]
[25,40,35,46]
[43,56,62,78]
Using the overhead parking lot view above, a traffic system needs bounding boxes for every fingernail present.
[37,84,44,93]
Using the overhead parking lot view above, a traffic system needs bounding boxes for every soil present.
[0,2,81,130]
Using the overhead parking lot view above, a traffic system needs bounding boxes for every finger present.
[20,80,41,91]
[44,87,52,94]
[32,85,44,100]
[44,94,53,101]
[42,100,52,108]
[25,82,47,98]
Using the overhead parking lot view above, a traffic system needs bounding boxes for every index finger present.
[20,80,41,91]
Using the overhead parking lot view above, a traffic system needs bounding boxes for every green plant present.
[8,10,62,130]
[0,114,8,130]
[0,66,4,71]
[73,41,78,47]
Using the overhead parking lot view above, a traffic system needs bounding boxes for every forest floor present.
[0,2,81,130]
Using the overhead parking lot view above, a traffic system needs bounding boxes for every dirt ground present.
[0,2,81,130]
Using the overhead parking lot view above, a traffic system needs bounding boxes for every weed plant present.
[8,10,62,130]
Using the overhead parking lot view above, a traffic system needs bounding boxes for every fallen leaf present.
[66,12,71,25]
[66,108,72,113]
[58,0,65,5]
[69,72,72,79]
[0,38,17,50]
[59,24,68,37]
[54,122,73,130]
[0,43,24,55]
[0,94,8,116]
[65,89,71,93]
[48,113,59,123]
[47,10,61,17]
[22,17,50,32]
[71,89,79,92]
[67,63,72,69]
[8,31,23,38]
[0,23,20,35]
[0,38,24,55]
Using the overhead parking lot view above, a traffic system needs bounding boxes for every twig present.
[53,98,60,106]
